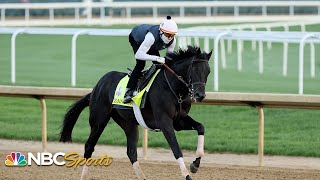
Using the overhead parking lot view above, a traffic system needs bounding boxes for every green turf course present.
[0,23,319,157]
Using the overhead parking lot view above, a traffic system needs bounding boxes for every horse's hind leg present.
[112,112,146,180]
[174,115,205,174]
[81,102,111,180]
[126,125,146,180]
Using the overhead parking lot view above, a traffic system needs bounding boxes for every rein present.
[163,69,190,104]
[163,63,190,92]
[162,58,208,104]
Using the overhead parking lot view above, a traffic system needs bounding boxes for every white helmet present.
[159,16,178,35]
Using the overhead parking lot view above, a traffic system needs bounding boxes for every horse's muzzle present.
[194,92,206,102]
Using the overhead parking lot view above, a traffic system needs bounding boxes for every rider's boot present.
[123,88,134,104]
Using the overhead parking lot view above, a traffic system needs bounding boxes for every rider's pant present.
[127,33,160,90]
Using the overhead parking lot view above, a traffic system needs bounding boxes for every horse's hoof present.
[190,162,199,173]
[186,175,192,180]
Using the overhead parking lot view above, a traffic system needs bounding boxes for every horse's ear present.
[196,47,201,55]
[207,50,213,61]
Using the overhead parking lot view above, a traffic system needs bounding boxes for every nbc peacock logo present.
[5,152,27,166]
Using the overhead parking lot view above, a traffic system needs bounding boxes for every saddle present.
[112,64,161,109]
[127,64,161,92]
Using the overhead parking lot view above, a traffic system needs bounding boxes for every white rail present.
[187,21,320,77]
[0,27,319,94]
[1,1,320,26]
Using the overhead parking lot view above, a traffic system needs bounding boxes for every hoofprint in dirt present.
[1,139,320,180]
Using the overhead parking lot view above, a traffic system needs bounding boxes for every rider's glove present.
[155,57,165,64]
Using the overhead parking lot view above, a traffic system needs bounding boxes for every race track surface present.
[1,139,319,180]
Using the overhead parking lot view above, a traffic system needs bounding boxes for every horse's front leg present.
[174,115,205,174]
[160,117,192,180]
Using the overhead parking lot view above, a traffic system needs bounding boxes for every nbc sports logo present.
[4,151,112,167]
[4,152,65,166]
[5,152,27,166]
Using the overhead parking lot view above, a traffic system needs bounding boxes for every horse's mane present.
[166,46,208,66]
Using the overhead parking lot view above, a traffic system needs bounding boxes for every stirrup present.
[123,89,134,103]
[123,95,133,104]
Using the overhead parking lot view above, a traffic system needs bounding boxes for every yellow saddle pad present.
[112,69,160,108]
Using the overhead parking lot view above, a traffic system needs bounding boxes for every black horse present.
[59,46,212,180]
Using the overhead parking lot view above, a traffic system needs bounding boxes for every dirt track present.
[1,139,320,180]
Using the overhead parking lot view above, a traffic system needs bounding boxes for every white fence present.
[1,1,320,26]
[186,21,320,77]
[0,27,319,94]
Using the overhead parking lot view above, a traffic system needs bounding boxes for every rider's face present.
[163,32,175,40]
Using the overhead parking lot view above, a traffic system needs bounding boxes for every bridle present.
[163,57,208,104]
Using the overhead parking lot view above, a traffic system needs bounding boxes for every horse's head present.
[166,46,212,102]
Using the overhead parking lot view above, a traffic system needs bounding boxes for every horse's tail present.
[59,93,91,142]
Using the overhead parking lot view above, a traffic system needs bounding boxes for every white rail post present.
[11,29,25,84]
[1,8,5,22]
[300,22,306,32]
[251,25,256,51]
[179,37,184,49]
[214,31,231,91]
[227,39,232,54]
[283,25,289,76]
[204,37,210,52]
[289,5,294,16]
[126,7,131,19]
[180,6,184,17]
[236,36,243,72]
[220,38,227,69]
[75,7,80,22]
[227,28,232,54]
[86,1,92,25]
[283,42,288,76]
[310,43,315,78]
[49,8,54,25]
[265,25,272,50]
[206,7,211,17]
[283,24,289,32]
[237,39,243,71]
[299,34,319,94]
[71,30,88,87]
[152,7,157,19]
[262,6,267,16]
[187,37,192,45]
[259,40,264,74]
[237,27,243,71]
[100,6,106,24]
[234,6,239,17]
[194,37,200,46]
[182,37,187,50]
[25,8,29,22]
